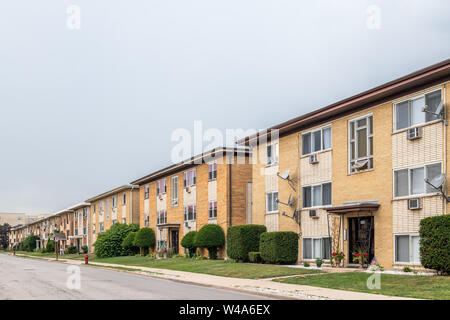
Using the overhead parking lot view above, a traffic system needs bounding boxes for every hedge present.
[46,240,55,253]
[23,233,40,252]
[248,252,262,263]
[227,225,266,261]
[419,215,450,274]
[94,223,139,258]
[194,224,225,260]
[133,227,155,255]
[181,231,197,257]
[259,232,299,264]
[122,231,139,255]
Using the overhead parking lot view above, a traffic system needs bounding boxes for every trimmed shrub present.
[46,240,55,253]
[122,231,139,255]
[133,227,155,255]
[81,245,88,254]
[248,252,262,263]
[94,223,139,258]
[67,246,77,254]
[260,232,299,264]
[181,231,197,257]
[194,224,225,260]
[227,225,267,261]
[23,233,40,252]
[419,215,450,274]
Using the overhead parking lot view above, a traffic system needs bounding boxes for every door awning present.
[156,223,181,229]
[325,201,380,214]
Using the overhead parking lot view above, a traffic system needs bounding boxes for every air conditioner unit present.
[352,159,369,171]
[185,186,191,193]
[309,154,319,164]
[408,198,422,210]
[407,127,422,140]
[309,209,318,218]
[158,194,163,200]
[184,221,191,228]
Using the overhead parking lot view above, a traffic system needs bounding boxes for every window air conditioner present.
[407,127,422,140]
[309,154,319,164]
[408,198,421,210]
[184,221,191,228]
[309,209,318,218]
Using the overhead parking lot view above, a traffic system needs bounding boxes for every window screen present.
[322,183,332,205]
[396,235,409,262]
[394,169,408,197]
[303,238,312,259]
[302,133,311,155]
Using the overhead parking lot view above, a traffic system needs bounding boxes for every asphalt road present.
[0,254,269,300]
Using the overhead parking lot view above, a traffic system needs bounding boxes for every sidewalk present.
[12,253,415,300]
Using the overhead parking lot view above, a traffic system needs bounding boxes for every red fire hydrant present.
[85,254,89,264]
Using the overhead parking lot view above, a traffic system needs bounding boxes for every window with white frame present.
[106,199,110,219]
[144,185,149,199]
[209,201,217,218]
[122,193,126,205]
[172,176,179,206]
[183,169,196,187]
[99,201,104,215]
[302,127,332,155]
[302,182,332,208]
[395,89,442,130]
[157,179,167,195]
[99,222,104,232]
[266,143,279,165]
[122,218,126,224]
[157,210,167,225]
[208,163,217,180]
[144,214,149,227]
[349,115,373,173]
[394,163,441,197]
[184,205,197,221]
[112,196,117,208]
[303,237,331,260]
[395,234,420,263]
[266,192,278,213]
[158,240,167,250]
[92,204,96,213]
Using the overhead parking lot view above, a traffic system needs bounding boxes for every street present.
[0,254,269,300]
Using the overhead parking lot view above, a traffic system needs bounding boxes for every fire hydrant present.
[84,254,89,264]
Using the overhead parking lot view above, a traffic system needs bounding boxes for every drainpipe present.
[444,83,447,216]
[228,162,232,227]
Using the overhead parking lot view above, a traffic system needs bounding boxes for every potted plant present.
[315,258,323,268]
[331,250,345,267]
[352,247,369,268]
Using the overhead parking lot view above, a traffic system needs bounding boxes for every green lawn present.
[275,272,450,300]
[86,255,322,279]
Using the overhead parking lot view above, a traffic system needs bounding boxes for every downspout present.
[228,162,232,227]
[297,133,301,260]
[444,83,447,216]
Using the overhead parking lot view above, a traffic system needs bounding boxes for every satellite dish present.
[426,173,446,189]
[423,100,444,116]
[279,169,290,180]
[435,100,444,115]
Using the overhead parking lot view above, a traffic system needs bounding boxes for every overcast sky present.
[0,1,449,215]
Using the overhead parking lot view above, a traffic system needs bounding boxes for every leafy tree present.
[194,224,225,259]
[122,231,139,255]
[94,223,139,258]
[23,233,40,252]
[0,223,11,249]
[133,227,155,255]
[181,231,197,257]
[46,239,55,253]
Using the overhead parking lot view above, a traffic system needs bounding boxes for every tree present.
[194,224,225,259]
[133,228,155,255]
[94,223,139,258]
[122,231,139,255]
[181,231,197,257]
[0,223,11,249]
[23,233,40,252]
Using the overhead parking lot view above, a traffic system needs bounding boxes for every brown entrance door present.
[348,216,374,264]
[171,230,179,254]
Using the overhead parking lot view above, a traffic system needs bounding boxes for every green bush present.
[81,245,88,254]
[194,224,225,260]
[181,231,197,257]
[227,225,266,261]
[122,231,139,255]
[94,223,139,258]
[23,233,40,252]
[419,215,450,274]
[259,232,299,264]
[67,246,77,254]
[133,227,155,255]
[46,240,55,253]
[248,251,262,263]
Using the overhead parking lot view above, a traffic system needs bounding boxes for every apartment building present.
[242,59,450,269]
[131,147,252,256]
[86,185,140,252]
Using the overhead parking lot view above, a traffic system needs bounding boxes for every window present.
[112,219,117,225]
[209,201,217,218]
[99,201,104,215]
[92,204,96,213]
[302,127,331,155]
[112,196,117,208]
[122,193,126,205]
[266,192,279,213]
[395,89,442,130]
[99,222,104,232]
[83,208,87,218]
[303,237,331,260]
[157,179,167,195]
[144,214,149,227]
[266,143,279,165]
[106,199,110,219]
[208,163,217,180]
[395,234,420,263]
[184,205,197,221]
[122,218,126,224]
[158,240,167,250]
[93,225,96,234]
[394,163,441,197]
[349,115,373,173]
[302,182,332,208]
[83,227,87,235]
[171,176,179,206]
[184,169,196,187]
[157,210,167,225]
[144,185,149,199]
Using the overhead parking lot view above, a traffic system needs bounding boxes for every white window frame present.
[184,169,197,188]
[393,162,442,199]
[144,214,149,227]
[265,191,279,213]
[301,125,332,156]
[393,88,443,132]
[302,182,332,209]
[157,210,167,225]
[144,185,149,199]
[394,233,421,264]
[208,162,217,181]
[209,201,218,219]
[157,179,167,196]
[266,142,279,166]
[172,176,179,206]
[122,193,126,205]
[184,205,197,221]
[302,237,331,260]
[348,114,373,174]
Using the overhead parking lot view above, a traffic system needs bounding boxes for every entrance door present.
[348,217,374,264]
[171,230,179,254]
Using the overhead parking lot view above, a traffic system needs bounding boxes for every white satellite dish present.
[279,169,290,180]
[423,100,444,116]
[426,173,446,189]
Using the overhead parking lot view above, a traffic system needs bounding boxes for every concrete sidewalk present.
[11,254,414,300]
